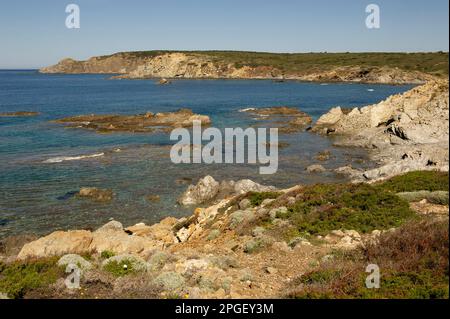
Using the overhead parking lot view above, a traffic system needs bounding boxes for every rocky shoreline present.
[1,63,448,299]
[1,170,448,299]
[313,79,449,182]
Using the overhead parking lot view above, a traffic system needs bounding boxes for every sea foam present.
[43,152,105,163]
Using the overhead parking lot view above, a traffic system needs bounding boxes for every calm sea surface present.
[0,70,414,237]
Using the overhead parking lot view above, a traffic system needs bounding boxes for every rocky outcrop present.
[54,108,211,133]
[17,230,93,260]
[313,80,449,181]
[39,53,149,74]
[241,106,313,133]
[177,176,276,206]
[40,52,434,84]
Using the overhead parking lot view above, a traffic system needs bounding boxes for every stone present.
[314,106,344,127]
[95,220,123,233]
[306,164,326,173]
[77,187,114,202]
[17,230,93,260]
[90,224,161,256]
[272,241,291,252]
[158,78,171,85]
[178,259,210,274]
[146,195,161,202]
[288,237,310,248]
[234,179,276,194]
[265,266,278,274]
[178,175,220,206]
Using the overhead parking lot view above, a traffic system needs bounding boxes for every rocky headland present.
[39,51,447,84]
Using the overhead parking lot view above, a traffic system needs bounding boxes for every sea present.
[0,70,414,237]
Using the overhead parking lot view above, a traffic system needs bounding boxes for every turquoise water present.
[0,70,414,237]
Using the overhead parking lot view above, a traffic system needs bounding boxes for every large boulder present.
[177,175,220,206]
[233,179,276,194]
[17,230,93,260]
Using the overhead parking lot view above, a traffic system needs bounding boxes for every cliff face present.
[40,52,432,84]
[39,53,149,74]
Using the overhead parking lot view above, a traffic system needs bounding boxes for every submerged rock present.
[158,78,171,85]
[306,164,326,173]
[0,111,40,117]
[77,187,114,202]
[241,106,312,134]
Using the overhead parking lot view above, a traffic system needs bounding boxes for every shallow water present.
[0,70,414,237]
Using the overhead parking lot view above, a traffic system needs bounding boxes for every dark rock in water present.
[57,191,78,201]
[146,195,161,202]
[0,219,10,226]
[158,78,171,85]
[175,177,193,185]
[77,187,114,202]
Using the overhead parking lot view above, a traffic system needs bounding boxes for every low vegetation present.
[276,183,415,236]
[375,171,449,193]
[103,259,136,277]
[247,191,282,207]
[101,51,449,77]
[288,219,449,299]
[0,257,63,298]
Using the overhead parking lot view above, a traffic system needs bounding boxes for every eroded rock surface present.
[313,80,449,181]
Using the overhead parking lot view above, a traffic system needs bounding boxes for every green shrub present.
[0,257,63,299]
[103,259,135,277]
[101,250,115,259]
[284,183,414,236]
[247,191,282,207]
[396,191,449,205]
[376,171,449,193]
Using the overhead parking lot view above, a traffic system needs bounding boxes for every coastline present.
[1,58,448,299]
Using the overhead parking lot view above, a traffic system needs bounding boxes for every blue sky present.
[0,0,448,68]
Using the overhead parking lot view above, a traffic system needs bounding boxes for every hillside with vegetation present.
[40,51,449,84]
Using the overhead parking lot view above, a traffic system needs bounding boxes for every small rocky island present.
[54,108,211,133]
[0,111,40,117]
